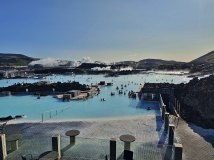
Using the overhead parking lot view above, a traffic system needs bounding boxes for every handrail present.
[41,106,70,123]
[41,106,70,114]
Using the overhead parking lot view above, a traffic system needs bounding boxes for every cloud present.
[129,54,138,57]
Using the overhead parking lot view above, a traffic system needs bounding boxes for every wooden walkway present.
[171,116,214,160]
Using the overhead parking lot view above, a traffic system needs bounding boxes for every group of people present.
[128,90,136,98]
[101,98,106,101]
[118,90,125,95]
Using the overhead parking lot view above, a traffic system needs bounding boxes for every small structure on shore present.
[62,90,82,101]
[99,81,105,85]
[63,94,71,100]
[107,82,113,86]
[67,90,81,97]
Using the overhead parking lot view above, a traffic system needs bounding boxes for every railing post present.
[168,124,175,145]
[110,138,116,160]
[0,134,7,160]
[179,104,181,115]
[164,112,169,131]
[56,110,57,115]
[174,98,176,108]
[50,111,51,119]
[52,134,61,159]
[177,100,179,112]
[161,105,166,120]
[42,113,44,123]
[173,143,183,160]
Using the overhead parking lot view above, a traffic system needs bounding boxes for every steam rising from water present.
[91,66,111,71]
[70,56,101,67]
[119,67,133,71]
[70,56,93,67]
[91,66,133,71]
[70,60,81,67]
[29,57,59,67]
[82,56,92,63]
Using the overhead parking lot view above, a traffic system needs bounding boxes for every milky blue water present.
[0,73,193,122]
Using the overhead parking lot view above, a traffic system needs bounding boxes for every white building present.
[2,70,27,78]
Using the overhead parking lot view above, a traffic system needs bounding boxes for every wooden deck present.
[136,85,144,93]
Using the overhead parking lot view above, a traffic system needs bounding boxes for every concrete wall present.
[63,94,71,99]
[67,90,81,97]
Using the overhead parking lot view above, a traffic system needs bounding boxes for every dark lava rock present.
[144,75,214,129]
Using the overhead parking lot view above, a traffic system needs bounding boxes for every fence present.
[41,106,70,123]
[159,93,183,160]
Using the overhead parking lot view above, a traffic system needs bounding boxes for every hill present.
[190,50,214,64]
[0,53,38,66]
[136,59,185,69]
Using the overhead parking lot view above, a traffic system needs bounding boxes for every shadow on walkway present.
[156,115,163,131]
[158,131,168,147]
[61,144,74,156]
[188,123,214,147]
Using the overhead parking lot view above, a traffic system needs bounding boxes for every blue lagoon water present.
[0,73,193,122]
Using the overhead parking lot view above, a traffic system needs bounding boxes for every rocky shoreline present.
[144,75,214,129]
[0,81,90,93]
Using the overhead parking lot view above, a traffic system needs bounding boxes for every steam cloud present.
[91,66,133,71]
[70,56,94,67]
[82,56,92,63]
[70,60,81,67]
[119,67,133,71]
[29,57,59,67]
[91,66,111,71]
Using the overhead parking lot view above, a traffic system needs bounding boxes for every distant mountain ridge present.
[1,50,214,67]
[136,58,185,69]
[190,50,214,64]
[0,53,38,66]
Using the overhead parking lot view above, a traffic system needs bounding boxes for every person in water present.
[147,106,151,110]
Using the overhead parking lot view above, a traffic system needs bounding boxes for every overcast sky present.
[0,0,214,62]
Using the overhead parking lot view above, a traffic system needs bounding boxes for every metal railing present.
[40,106,70,123]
